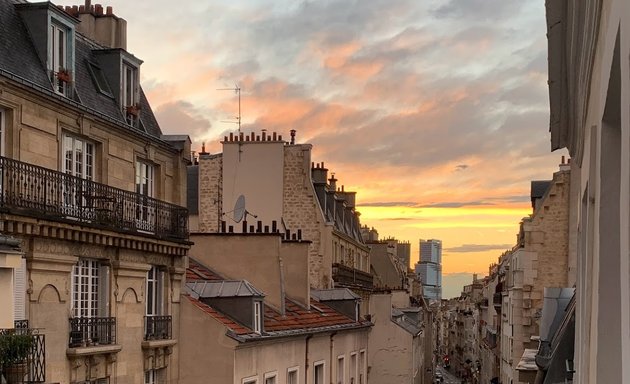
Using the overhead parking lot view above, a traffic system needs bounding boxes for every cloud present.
[419,201,493,208]
[445,244,513,253]
[358,201,419,208]
[455,164,469,171]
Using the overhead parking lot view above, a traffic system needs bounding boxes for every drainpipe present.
[278,245,286,316]
[330,332,337,384]
[306,334,313,382]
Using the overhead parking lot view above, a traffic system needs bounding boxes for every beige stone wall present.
[0,85,186,206]
[368,294,414,384]
[190,234,311,311]
[281,145,328,289]
[234,338,305,384]
[179,297,237,384]
[197,154,223,233]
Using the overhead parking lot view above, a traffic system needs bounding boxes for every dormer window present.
[254,301,262,334]
[122,61,139,125]
[50,23,70,94]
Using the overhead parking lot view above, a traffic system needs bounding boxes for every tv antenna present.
[224,194,257,223]
[217,84,241,133]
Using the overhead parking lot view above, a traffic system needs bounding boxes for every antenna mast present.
[217,84,241,133]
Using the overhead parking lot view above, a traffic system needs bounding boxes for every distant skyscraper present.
[415,239,442,301]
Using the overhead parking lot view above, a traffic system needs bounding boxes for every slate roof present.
[0,0,170,142]
[530,180,552,209]
[185,257,372,342]
[186,280,265,298]
[311,288,360,301]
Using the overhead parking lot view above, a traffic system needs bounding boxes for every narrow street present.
[435,365,463,384]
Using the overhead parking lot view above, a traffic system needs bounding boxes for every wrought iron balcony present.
[0,156,188,240]
[68,317,116,347]
[144,315,172,341]
[332,263,373,289]
[0,324,46,383]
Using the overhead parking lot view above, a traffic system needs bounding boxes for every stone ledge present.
[141,339,178,349]
[66,344,122,357]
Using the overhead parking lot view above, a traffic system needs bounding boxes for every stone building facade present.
[190,133,370,297]
[0,1,190,383]
[545,0,630,382]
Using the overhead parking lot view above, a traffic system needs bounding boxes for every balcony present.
[0,156,188,240]
[332,263,373,290]
[144,315,172,341]
[68,317,116,348]
[0,322,46,384]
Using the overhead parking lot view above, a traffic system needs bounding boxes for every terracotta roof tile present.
[186,257,370,339]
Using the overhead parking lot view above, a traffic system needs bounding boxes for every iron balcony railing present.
[0,322,46,383]
[68,317,116,347]
[332,263,374,289]
[144,315,172,341]
[0,156,188,240]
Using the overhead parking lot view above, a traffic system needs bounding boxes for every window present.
[337,356,345,384]
[314,362,324,384]
[254,301,262,334]
[144,370,156,384]
[0,108,5,157]
[49,23,69,95]
[242,376,257,384]
[359,350,366,384]
[350,353,357,384]
[87,62,113,97]
[63,134,94,180]
[71,259,109,318]
[263,372,276,384]
[146,266,164,316]
[122,62,138,125]
[287,367,298,384]
[135,160,154,227]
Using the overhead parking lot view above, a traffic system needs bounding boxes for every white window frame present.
[135,160,155,228]
[71,259,109,318]
[263,371,277,384]
[63,134,95,180]
[350,352,357,384]
[337,355,345,384]
[144,369,158,384]
[0,108,5,157]
[49,22,68,95]
[313,361,325,384]
[253,301,262,334]
[287,366,299,384]
[242,376,258,384]
[146,266,164,316]
[358,350,366,384]
[122,61,139,125]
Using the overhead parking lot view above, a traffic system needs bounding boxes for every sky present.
[57,0,566,298]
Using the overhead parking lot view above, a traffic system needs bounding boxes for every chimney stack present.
[75,0,127,50]
[328,173,337,191]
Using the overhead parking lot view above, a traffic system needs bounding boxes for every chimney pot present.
[106,6,113,15]
[290,129,296,145]
[95,4,103,15]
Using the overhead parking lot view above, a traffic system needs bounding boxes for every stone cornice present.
[0,214,189,257]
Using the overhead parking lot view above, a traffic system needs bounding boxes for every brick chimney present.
[74,0,127,49]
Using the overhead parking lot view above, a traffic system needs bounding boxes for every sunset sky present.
[56,0,567,297]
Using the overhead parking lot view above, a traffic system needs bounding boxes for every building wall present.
[180,297,237,384]
[1,50,188,384]
[235,338,306,384]
[368,294,417,384]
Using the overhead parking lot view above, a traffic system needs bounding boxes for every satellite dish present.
[233,195,246,223]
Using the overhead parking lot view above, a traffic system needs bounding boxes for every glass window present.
[264,373,276,384]
[254,301,262,334]
[135,160,155,228]
[146,266,163,316]
[0,108,5,157]
[314,362,324,384]
[122,62,138,125]
[71,259,108,318]
[359,351,365,384]
[337,356,345,384]
[49,23,68,94]
[87,61,113,97]
[63,134,94,180]
[287,368,298,384]
[350,353,357,384]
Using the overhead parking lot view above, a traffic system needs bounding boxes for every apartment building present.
[0,1,190,383]
[181,233,370,384]
[189,132,372,310]
[545,0,630,382]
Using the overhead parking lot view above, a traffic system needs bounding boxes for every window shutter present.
[13,257,26,321]
[98,263,110,317]
[158,269,165,315]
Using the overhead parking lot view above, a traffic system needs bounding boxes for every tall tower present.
[415,239,442,301]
